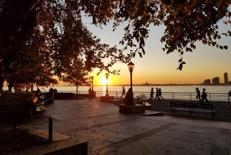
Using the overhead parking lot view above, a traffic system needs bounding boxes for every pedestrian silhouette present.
[158,88,164,100]
[124,88,133,105]
[121,86,125,98]
[228,90,231,97]
[228,90,231,102]
[88,87,92,95]
[150,87,154,99]
[201,88,209,103]
[195,87,201,100]
[155,88,159,100]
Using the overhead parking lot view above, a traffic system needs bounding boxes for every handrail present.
[53,90,230,102]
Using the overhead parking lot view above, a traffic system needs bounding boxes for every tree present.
[61,55,89,94]
[0,0,230,90]
[0,0,37,91]
[6,50,57,92]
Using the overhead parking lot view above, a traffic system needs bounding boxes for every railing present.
[55,90,231,102]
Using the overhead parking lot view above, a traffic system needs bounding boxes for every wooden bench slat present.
[169,101,216,119]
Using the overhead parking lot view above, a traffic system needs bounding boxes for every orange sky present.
[92,41,231,85]
[85,18,231,85]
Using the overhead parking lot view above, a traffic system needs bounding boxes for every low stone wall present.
[44,142,88,155]
[119,104,145,114]
[54,93,92,100]
[11,139,88,155]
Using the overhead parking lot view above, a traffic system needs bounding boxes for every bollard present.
[49,117,53,142]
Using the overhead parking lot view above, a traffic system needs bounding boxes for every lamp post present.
[105,73,109,97]
[127,62,135,104]
[100,72,114,102]
[119,61,145,114]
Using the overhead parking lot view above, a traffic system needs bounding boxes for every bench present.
[170,101,216,119]
[136,95,152,107]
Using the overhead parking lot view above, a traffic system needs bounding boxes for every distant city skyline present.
[203,72,231,85]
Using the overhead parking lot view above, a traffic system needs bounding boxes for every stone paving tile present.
[143,116,231,130]
[18,99,231,155]
[211,146,230,155]
[88,127,128,143]
[215,129,231,148]
[94,124,214,155]
[157,127,219,145]
[88,140,113,154]
[99,119,168,138]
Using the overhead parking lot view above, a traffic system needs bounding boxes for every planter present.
[100,96,114,102]
[119,104,145,114]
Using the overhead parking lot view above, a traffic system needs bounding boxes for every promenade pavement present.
[20,99,231,155]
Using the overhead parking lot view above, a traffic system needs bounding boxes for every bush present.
[0,92,34,123]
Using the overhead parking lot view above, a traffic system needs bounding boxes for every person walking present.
[155,88,159,100]
[121,86,126,98]
[201,88,209,103]
[228,90,231,97]
[195,87,201,100]
[158,88,164,100]
[150,87,154,100]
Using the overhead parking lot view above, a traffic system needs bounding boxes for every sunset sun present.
[99,76,112,85]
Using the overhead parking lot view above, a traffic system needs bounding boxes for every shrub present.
[0,92,34,123]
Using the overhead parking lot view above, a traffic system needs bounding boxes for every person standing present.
[195,87,201,100]
[121,86,126,98]
[201,88,209,103]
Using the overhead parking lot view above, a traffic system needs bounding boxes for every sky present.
[83,17,231,85]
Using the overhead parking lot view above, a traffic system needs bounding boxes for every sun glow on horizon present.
[98,75,112,85]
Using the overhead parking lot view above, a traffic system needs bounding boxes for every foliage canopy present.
[0,0,230,89]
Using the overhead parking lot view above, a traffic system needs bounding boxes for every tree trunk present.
[0,77,4,93]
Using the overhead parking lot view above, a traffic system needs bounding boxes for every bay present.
[43,85,231,102]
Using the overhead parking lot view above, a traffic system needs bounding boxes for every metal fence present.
[61,90,231,102]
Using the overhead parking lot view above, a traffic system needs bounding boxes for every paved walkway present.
[20,99,231,155]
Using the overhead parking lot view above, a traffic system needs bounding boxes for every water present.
[40,85,231,102]
[44,85,231,93]
[4,84,230,101]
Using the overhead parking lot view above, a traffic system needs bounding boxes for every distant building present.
[212,77,220,85]
[224,72,228,85]
[143,82,150,86]
[203,79,211,85]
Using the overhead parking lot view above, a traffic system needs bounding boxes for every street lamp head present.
[105,73,109,79]
[127,62,135,72]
